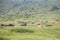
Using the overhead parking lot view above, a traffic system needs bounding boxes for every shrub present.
[11,28,35,33]
[46,24,53,27]
[0,37,10,40]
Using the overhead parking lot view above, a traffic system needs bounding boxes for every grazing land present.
[0,0,60,40]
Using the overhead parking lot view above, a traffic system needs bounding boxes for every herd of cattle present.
[0,23,14,26]
[0,22,27,27]
[0,19,59,27]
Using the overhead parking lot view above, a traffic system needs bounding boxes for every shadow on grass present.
[0,26,4,28]
[11,28,35,33]
[46,24,53,27]
[0,37,10,40]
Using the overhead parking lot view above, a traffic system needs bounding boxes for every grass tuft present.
[11,28,35,33]
[0,37,10,40]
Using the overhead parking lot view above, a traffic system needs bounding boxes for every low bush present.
[11,28,35,33]
[0,37,10,40]
[46,24,53,27]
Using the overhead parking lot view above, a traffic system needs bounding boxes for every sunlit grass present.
[0,24,60,40]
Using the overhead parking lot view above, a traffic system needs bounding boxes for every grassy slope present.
[0,13,60,40]
[0,0,60,40]
[0,24,60,40]
[0,11,60,40]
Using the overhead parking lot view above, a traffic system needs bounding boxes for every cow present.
[37,24,43,28]
[0,24,15,26]
[20,22,27,26]
[9,24,15,26]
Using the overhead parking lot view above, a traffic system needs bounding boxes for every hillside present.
[0,0,60,22]
[0,0,60,40]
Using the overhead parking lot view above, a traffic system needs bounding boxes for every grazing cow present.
[20,22,27,26]
[37,24,43,28]
[0,24,4,26]
[9,24,14,26]
[0,24,14,26]
[0,24,8,26]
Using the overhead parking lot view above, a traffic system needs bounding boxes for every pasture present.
[0,13,60,40]
[0,0,60,40]
[0,23,60,40]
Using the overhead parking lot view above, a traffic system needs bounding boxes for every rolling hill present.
[0,0,60,40]
[0,0,60,22]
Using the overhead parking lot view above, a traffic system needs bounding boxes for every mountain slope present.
[0,0,60,22]
[0,0,60,14]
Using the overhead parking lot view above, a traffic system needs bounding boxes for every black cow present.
[0,24,14,26]
[9,24,14,26]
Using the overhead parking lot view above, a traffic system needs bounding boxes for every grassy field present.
[0,13,60,40]
[0,0,60,40]
[0,23,60,40]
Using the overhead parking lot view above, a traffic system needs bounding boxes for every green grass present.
[0,37,10,40]
[0,9,60,40]
[0,12,60,40]
[0,25,60,40]
[0,0,60,40]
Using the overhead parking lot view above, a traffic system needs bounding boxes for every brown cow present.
[0,24,8,26]
[0,24,14,26]
[37,24,43,28]
[9,24,14,26]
